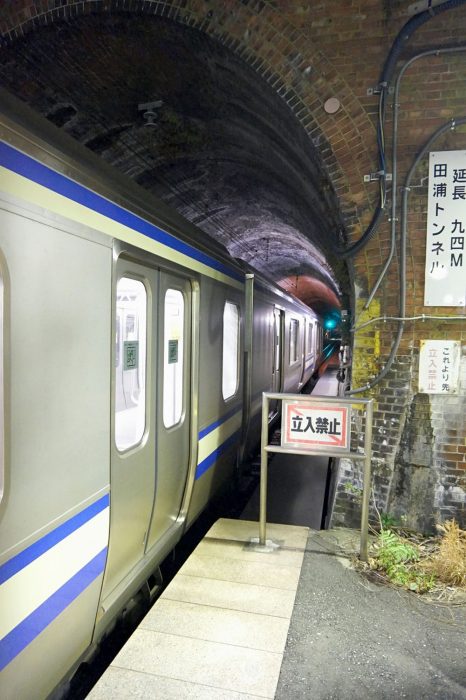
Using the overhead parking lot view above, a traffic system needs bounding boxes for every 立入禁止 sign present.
[281,400,351,452]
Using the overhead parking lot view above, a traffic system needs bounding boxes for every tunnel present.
[1,3,466,699]
[0,9,348,319]
[1,0,465,558]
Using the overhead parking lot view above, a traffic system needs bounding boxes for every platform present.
[87,522,466,699]
[88,519,308,699]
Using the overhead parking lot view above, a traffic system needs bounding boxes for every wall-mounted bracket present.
[364,171,392,183]
[138,100,163,127]
[367,85,394,96]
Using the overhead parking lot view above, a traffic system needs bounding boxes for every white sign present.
[282,400,351,452]
[419,340,460,394]
[425,151,466,307]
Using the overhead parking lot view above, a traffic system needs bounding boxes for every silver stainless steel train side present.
[0,93,322,700]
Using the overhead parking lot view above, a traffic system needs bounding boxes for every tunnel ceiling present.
[0,13,347,316]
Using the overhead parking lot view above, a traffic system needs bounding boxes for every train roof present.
[243,263,321,319]
[0,89,237,265]
[0,88,319,319]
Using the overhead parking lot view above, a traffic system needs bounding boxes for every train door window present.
[163,289,184,428]
[307,322,313,355]
[222,301,239,400]
[289,319,299,364]
[115,277,147,451]
[274,309,282,373]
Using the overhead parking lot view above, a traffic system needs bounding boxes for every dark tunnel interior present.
[0,13,348,317]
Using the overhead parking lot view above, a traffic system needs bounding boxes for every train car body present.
[0,94,322,700]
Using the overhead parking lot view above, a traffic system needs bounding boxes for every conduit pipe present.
[336,0,466,260]
[364,45,466,310]
[347,116,466,395]
[353,314,465,333]
[381,0,466,85]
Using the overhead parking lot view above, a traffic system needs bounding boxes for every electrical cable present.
[381,0,466,85]
[352,314,465,333]
[347,116,466,395]
[336,0,466,260]
[347,8,466,393]
[334,80,387,258]
[364,45,466,310]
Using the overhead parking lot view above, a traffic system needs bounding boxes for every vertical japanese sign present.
[425,151,466,306]
[282,401,351,452]
[123,340,138,370]
[419,340,460,394]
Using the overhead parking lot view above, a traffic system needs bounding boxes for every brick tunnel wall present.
[1,0,465,530]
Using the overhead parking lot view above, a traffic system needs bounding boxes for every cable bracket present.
[367,84,394,96]
[364,171,392,183]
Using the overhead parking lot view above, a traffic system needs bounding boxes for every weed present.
[376,529,419,568]
[344,483,363,498]
[368,519,466,595]
[379,512,398,529]
[371,529,435,593]
[422,520,466,587]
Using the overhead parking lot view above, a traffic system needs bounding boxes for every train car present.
[0,92,321,700]
[240,272,321,462]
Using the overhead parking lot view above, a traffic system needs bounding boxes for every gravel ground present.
[275,529,466,700]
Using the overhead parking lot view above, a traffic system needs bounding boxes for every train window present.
[289,319,299,364]
[307,322,313,354]
[115,277,147,451]
[0,269,3,504]
[163,289,184,428]
[222,301,239,400]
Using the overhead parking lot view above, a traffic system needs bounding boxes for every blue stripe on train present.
[198,405,242,441]
[0,548,107,671]
[0,494,109,585]
[195,430,241,480]
[0,142,243,283]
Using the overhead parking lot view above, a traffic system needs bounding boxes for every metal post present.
[360,399,374,562]
[259,393,269,546]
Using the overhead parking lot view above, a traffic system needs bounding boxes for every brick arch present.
[0,0,377,243]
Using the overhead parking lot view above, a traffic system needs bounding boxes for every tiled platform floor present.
[88,519,308,699]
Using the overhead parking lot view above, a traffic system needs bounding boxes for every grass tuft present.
[366,519,466,595]
[422,519,466,588]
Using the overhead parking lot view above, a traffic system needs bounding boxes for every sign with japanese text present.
[168,339,178,364]
[123,340,138,370]
[419,340,460,394]
[282,400,351,452]
[425,151,466,307]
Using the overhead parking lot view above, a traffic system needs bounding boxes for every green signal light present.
[324,318,337,330]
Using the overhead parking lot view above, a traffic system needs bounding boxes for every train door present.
[272,307,284,393]
[145,271,191,551]
[103,259,157,600]
[103,262,192,600]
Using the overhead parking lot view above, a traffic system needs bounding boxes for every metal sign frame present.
[259,393,374,561]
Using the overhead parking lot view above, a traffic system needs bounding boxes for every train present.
[0,91,323,700]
